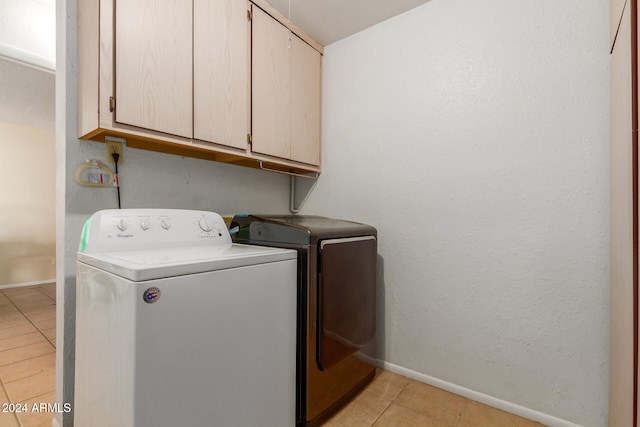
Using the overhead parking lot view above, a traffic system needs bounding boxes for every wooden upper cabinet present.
[193,0,250,149]
[79,0,322,174]
[251,5,292,160]
[290,34,322,166]
[251,5,322,166]
[115,0,193,138]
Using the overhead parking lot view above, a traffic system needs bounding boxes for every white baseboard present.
[0,279,55,290]
[380,361,583,427]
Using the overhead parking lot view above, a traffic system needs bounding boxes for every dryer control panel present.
[79,209,231,253]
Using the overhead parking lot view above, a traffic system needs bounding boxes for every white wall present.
[55,1,290,425]
[0,122,55,286]
[302,0,610,425]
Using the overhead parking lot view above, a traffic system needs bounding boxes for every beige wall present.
[0,121,55,286]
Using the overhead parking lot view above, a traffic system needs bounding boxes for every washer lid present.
[77,243,296,281]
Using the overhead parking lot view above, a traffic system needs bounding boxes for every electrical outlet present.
[106,139,124,164]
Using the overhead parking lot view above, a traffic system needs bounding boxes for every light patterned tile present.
[0,295,19,304]
[34,283,55,294]
[0,386,20,427]
[0,323,36,340]
[15,391,56,427]
[314,370,550,427]
[0,305,15,314]
[0,315,27,329]
[4,299,49,310]
[0,302,16,312]
[0,310,22,322]
[40,329,55,341]
[22,311,55,326]
[1,288,38,297]
[4,297,51,311]
[25,306,55,316]
[394,381,468,426]
[24,422,54,427]
[323,390,392,427]
[0,320,31,338]
[0,343,54,368]
[34,283,55,293]
[0,353,55,384]
[30,319,55,332]
[0,333,46,353]
[0,302,14,312]
[366,370,411,401]
[2,291,44,301]
[13,299,55,310]
[456,400,547,427]
[373,403,448,427]
[0,411,20,427]
[37,288,56,302]
[4,370,56,404]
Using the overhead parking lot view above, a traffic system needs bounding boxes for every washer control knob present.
[160,219,171,230]
[140,220,150,231]
[199,217,214,232]
[116,219,128,231]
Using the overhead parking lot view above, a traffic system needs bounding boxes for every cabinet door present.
[251,6,291,160]
[115,0,192,138]
[194,0,249,149]
[291,35,321,166]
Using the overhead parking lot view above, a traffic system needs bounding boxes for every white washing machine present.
[74,209,297,427]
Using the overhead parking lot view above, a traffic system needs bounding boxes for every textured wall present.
[0,122,55,286]
[302,0,609,425]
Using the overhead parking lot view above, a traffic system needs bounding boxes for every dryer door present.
[317,236,376,371]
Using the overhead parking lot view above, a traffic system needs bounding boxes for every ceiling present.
[268,0,430,46]
[0,0,430,130]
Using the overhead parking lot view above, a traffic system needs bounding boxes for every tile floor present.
[0,283,546,427]
[0,284,56,427]
[321,370,547,427]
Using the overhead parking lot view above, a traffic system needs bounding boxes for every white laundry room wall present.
[301,0,609,425]
[55,1,290,425]
[0,122,55,287]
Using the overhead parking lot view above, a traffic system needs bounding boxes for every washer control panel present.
[79,209,231,253]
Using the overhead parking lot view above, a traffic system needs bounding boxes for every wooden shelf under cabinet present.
[82,128,320,176]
